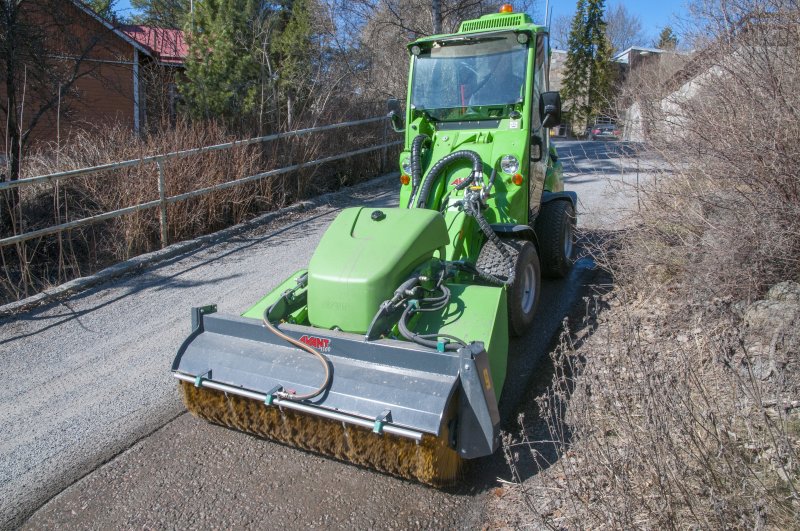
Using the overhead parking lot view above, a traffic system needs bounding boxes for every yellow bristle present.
[179,382,463,486]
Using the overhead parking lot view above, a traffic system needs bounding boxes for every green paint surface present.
[416,283,508,402]
[306,207,448,333]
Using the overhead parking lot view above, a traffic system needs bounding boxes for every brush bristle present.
[179,382,463,486]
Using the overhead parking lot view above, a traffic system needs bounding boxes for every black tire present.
[535,200,575,279]
[476,239,541,337]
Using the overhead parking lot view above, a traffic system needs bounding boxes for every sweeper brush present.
[171,6,577,485]
[180,382,462,485]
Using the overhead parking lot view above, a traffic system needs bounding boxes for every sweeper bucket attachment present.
[172,307,502,485]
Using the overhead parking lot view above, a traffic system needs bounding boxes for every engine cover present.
[307,207,449,333]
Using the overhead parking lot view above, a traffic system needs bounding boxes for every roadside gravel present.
[6,141,639,529]
[0,176,398,529]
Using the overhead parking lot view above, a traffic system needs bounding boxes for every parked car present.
[590,124,621,141]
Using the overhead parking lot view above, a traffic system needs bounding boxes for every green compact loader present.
[172,6,576,486]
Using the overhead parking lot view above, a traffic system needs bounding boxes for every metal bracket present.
[194,369,212,388]
[264,385,283,406]
[373,409,392,434]
[191,305,217,332]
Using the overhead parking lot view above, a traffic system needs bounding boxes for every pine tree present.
[180,0,262,126]
[180,0,317,132]
[271,0,314,129]
[130,0,190,27]
[561,0,590,131]
[585,0,615,121]
[87,0,118,21]
[656,26,678,50]
[560,0,616,133]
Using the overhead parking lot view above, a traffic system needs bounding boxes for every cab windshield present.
[410,33,528,121]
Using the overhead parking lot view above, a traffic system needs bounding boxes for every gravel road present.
[3,140,645,529]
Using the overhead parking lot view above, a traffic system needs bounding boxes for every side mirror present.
[386,98,405,132]
[540,91,562,128]
[531,134,543,162]
[387,98,402,114]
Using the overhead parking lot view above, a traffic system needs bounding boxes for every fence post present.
[157,160,168,248]
[381,118,388,173]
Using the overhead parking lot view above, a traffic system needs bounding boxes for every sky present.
[113,0,687,43]
[546,0,687,43]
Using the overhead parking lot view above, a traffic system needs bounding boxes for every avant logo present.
[451,177,467,187]
[299,335,331,352]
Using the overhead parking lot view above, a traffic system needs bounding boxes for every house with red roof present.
[0,0,189,147]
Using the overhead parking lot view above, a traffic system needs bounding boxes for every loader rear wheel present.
[477,239,541,337]
[535,200,575,278]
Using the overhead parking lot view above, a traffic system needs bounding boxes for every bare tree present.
[549,13,571,49]
[0,0,122,231]
[605,4,647,52]
[328,0,539,100]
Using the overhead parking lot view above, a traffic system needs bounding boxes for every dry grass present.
[1,115,392,304]
[500,1,800,528]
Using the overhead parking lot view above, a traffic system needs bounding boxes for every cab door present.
[528,34,547,221]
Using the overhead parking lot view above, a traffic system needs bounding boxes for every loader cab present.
[397,10,560,228]
[408,32,528,122]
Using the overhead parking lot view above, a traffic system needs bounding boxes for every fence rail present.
[0,116,401,249]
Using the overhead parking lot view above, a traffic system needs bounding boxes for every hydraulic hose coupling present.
[415,150,483,209]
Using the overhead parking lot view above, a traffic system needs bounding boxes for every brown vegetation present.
[0,112,392,304]
[501,1,800,527]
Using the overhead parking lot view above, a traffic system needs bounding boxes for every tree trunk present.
[287,92,294,130]
[2,38,20,234]
[431,0,442,34]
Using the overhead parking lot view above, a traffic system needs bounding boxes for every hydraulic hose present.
[263,301,331,401]
[397,285,466,351]
[416,150,483,209]
[407,134,430,209]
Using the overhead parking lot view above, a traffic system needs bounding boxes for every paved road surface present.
[2,141,651,529]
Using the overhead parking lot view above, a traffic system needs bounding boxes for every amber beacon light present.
[499,3,513,13]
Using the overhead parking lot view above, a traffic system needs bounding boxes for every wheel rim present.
[563,216,574,260]
[521,262,537,314]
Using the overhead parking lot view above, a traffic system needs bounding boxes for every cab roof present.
[408,12,546,50]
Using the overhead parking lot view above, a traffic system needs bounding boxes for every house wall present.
[0,0,138,148]
[32,59,138,142]
[549,49,567,93]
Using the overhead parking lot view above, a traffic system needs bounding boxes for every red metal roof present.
[121,25,188,66]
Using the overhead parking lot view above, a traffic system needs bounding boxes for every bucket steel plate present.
[172,313,462,436]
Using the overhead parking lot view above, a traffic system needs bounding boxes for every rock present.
[731,299,748,318]
[767,281,800,303]
[744,300,798,332]
[741,281,800,387]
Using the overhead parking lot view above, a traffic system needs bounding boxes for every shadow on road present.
[458,229,617,492]
[556,140,666,180]
[0,195,391,345]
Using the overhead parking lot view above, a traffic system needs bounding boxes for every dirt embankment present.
[487,2,800,526]
[488,278,799,528]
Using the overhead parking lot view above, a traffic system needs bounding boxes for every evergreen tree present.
[271,0,314,129]
[585,0,615,120]
[87,0,118,21]
[180,0,261,126]
[560,0,615,133]
[561,0,590,130]
[656,26,678,50]
[130,0,190,28]
[180,0,317,132]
